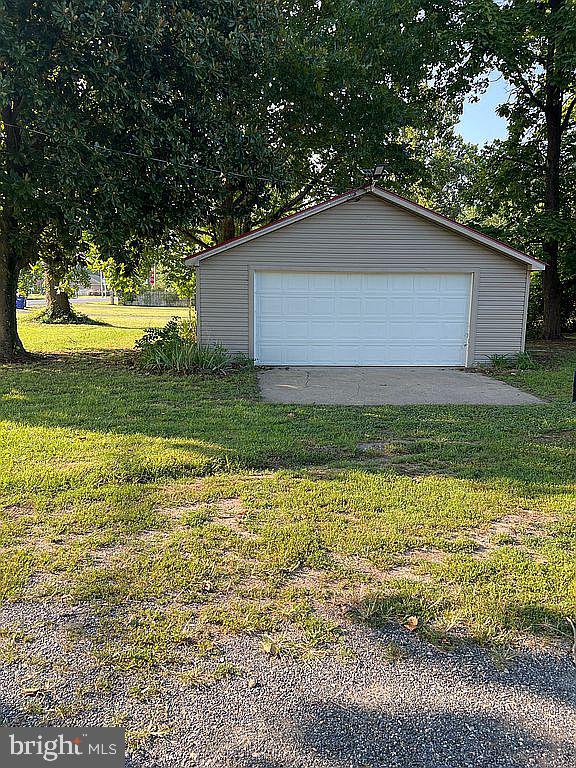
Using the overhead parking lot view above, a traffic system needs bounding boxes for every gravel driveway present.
[1,602,574,768]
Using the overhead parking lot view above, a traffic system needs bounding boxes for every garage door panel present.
[282,297,308,315]
[364,274,390,292]
[254,271,471,366]
[337,321,363,340]
[363,322,388,340]
[258,296,279,314]
[334,273,363,291]
[304,344,347,365]
[389,274,415,291]
[415,274,440,291]
[388,320,415,338]
[310,274,337,291]
[413,322,443,341]
[441,320,469,339]
[258,318,314,338]
[417,297,444,314]
[364,297,387,315]
[442,296,471,314]
[387,297,414,315]
[336,296,362,315]
[309,320,336,337]
[442,274,470,291]
[313,297,334,314]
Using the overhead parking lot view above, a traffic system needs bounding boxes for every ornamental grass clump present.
[135,317,251,375]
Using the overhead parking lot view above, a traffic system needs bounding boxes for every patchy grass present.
[2,310,576,670]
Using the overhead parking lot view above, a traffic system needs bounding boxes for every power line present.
[1,121,292,186]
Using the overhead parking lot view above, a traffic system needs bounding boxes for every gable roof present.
[186,185,546,271]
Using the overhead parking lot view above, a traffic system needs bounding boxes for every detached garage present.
[187,186,545,367]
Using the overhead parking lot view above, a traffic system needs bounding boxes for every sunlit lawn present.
[1,306,575,671]
[17,302,190,353]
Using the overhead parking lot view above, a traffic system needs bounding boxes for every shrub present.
[487,352,539,370]
[135,317,251,375]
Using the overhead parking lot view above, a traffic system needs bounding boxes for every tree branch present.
[180,229,211,249]
[266,159,337,224]
[267,185,315,223]
[512,70,546,112]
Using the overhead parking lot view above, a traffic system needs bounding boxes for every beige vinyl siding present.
[197,194,530,364]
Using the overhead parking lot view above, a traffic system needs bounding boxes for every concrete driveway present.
[258,367,543,405]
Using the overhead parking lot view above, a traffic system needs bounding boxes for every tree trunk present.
[0,104,28,360]
[45,265,74,322]
[541,245,564,340]
[219,190,237,242]
[0,235,27,362]
[541,0,564,340]
[220,215,236,242]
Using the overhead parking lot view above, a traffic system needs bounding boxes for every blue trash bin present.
[15,296,27,309]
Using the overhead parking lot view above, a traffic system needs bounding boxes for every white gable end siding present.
[197,194,530,364]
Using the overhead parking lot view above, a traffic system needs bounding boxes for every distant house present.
[77,271,107,296]
[186,185,545,367]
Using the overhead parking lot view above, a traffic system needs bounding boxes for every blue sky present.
[456,75,510,145]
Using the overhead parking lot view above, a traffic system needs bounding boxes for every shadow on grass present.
[353,587,573,653]
[1,353,575,490]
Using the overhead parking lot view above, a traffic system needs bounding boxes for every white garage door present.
[253,271,472,366]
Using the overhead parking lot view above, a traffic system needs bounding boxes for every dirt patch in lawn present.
[287,566,333,590]
[385,548,447,582]
[333,550,444,584]
[90,542,134,565]
[210,499,256,538]
[463,511,551,553]
[0,504,34,518]
[354,442,443,476]
[332,553,392,581]
[162,504,203,520]
[164,498,257,539]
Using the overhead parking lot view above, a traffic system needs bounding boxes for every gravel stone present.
[0,601,574,767]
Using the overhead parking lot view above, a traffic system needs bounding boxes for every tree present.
[0,0,279,360]
[455,130,576,332]
[455,0,576,339]
[153,236,197,321]
[182,0,462,245]
[36,225,90,322]
[89,233,197,318]
[403,131,485,220]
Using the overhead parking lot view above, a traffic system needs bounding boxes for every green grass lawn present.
[2,307,575,669]
[17,302,190,353]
